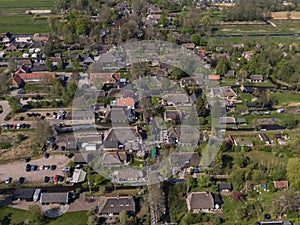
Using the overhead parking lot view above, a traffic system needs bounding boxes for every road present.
[0,100,10,124]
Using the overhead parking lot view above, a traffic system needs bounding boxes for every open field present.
[272,11,300,20]
[0,15,50,33]
[0,0,53,14]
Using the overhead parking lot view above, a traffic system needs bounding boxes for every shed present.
[13,188,35,201]
[40,192,69,204]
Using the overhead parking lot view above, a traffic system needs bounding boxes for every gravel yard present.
[0,154,69,184]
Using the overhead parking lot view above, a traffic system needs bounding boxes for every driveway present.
[0,154,69,184]
[0,100,10,124]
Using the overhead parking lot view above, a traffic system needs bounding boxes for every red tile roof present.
[18,72,56,81]
[273,180,289,189]
[208,75,220,80]
[10,74,23,86]
[118,97,135,107]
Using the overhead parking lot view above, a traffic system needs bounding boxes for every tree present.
[25,204,45,225]
[120,210,129,225]
[284,115,299,129]
[197,174,211,188]
[7,96,21,114]
[87,209,99,225]
[34,119,52,148]
[216,57,229,76]
[170,67,188,80]
[50,78,64,101]
[0,74,10,94]
[287,158,300,190]
[196,96,208,117]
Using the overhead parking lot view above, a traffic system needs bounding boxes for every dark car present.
[44,153,50,159]
[46,113,50,117]
[50,165,56,170]
[25,124,30,129]
[58,175,64,182]
[44,176,50,183]
[19,116,24,121]
[25,164,31,172]
[18,177,25,184]
[24,157,31,163]
[31,165,38,171]
[27,113,32,117]
[67,153,74,158]
[60,146,66,151]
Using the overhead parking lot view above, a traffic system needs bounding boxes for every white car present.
[5,177,12,184]
[16,123,20,129]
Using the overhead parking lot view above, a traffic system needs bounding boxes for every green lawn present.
[270,92,300,107]
[47,211,88,225]
[24,83,50,92]
[0,207,88,225]
[0,15,50,33]
[0,0,53,13]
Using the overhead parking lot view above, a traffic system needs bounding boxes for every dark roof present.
[40,192,69,204]
[261,124,286,130]
[218,183,232,191]
[98,196,135,215]
[13,188,35,200]
[187,192,214,210]
[169,152,200,168]
[104,140,119,149]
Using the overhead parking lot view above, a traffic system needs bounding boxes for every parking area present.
[0,154,69,184]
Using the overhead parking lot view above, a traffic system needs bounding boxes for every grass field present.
[0,0,53,14]
[0,15,50,33]
[0,206,88,225]
[270,92,300,107]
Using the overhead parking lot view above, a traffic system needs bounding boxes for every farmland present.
[0,15,50,33]
[0,0,53,33]
[0,0,53,14]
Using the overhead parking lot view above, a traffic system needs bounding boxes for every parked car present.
[31,165,37,171]
[25,164,31,172]
[54,174,59,183]
[50,165,56,170]
[44,153,50,159]
[58,175,64,182]
[40,165,44,170]
[44,176,50,183]
[24,157,31,163]
[67,153,74,158]
[44,165,50,170]
[5,177,12,184]
[18,177,25,184]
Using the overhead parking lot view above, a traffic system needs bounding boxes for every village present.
[0,0,300,225]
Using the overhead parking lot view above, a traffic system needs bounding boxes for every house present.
[258,221,292,225]
[219,117,236,125]
[103,140,119,151]
[13,188,36,201]
[40,192,69,205]
[111,169,144,184]
[186,192,222,213]
[250,75,264,83]
[33,33,49,42]
[124,140,142,152]
[89,72,120,84]
[233,137,254,147]
[105,108,128,123]
[66,137,78,151]
[208,75,220,81]
[117,97,135,108]
[180,77,199,88]
[10,74,25,88]
[164,110,182,123]
[169,152,201,168]
[273,180,289,190]
[218,183,232,193]
[163,93,190,106]
[104,127,142,144]
[210,86,237,100]
[98,196,136,216]
[259,133,271,145]
[16,72,56,83]
[101,151,127,167]
[167,125,200,146]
